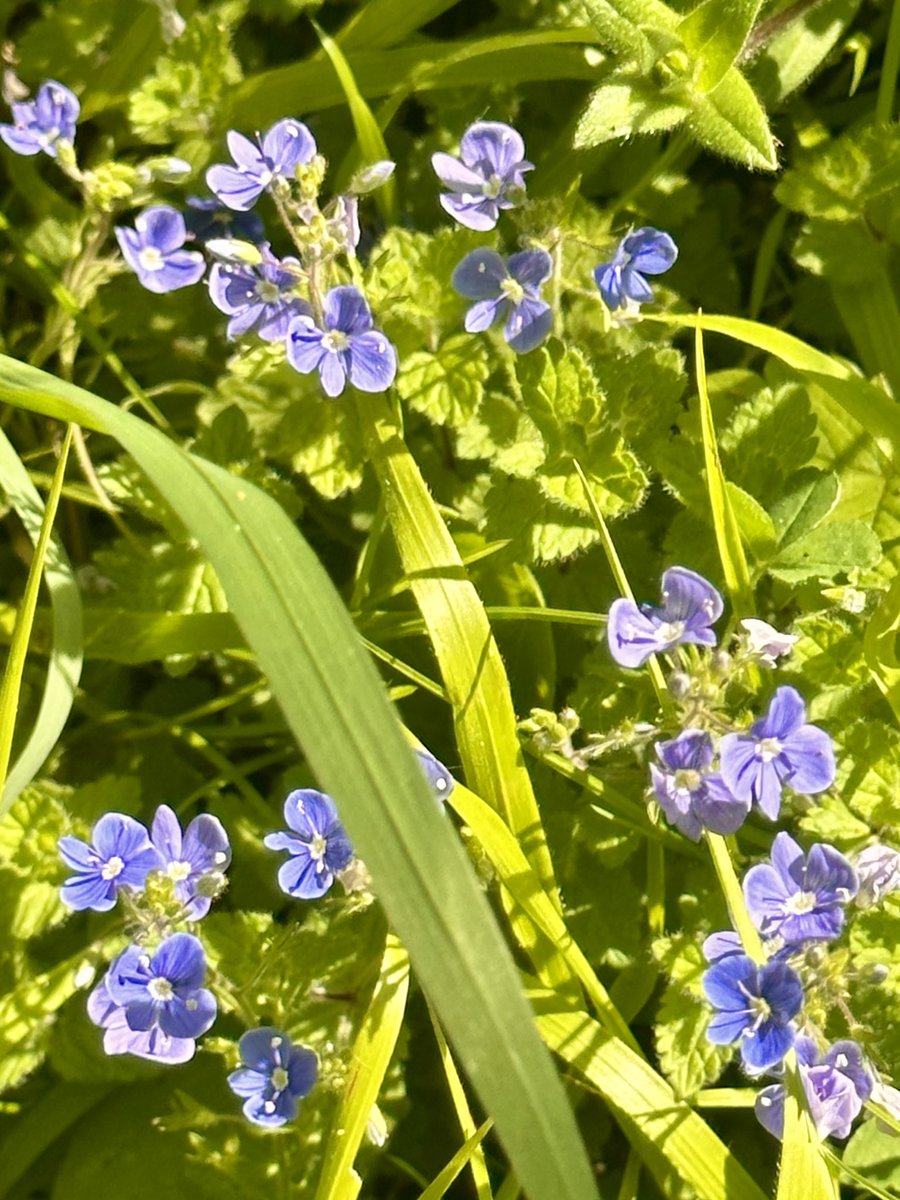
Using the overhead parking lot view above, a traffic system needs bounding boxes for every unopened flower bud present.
[349,160,395,194]
[668,671,692,699]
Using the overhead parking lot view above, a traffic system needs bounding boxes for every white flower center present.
[755,737,783,763]
[167,859,192,882]
[147,977,174,1001]
[101,855,124,880]
[654,619,685,643]
[784,890,817,914]
[257,279,281,304]
[322,330,349,353]
[309,833,328,862]
[482,173,503,199]
[256,168,273,187]
[673,769,702,794]
[272,1066,289,1091]
[500,277,525,305]
[138,246,165,272]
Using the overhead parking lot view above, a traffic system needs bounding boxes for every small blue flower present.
[87,978,196,1064]
[264,789,354,899]
[228,1027,318,1127]
[150,804,232,921]
[855,842,900,907]
[0,79,79,158]
[184,196,266,244]
[607,566,723,669]
[756,1036,871,1141]
[719,687,835,821]
[432,121,533,231]
[105,932,217,1040]
[594,227,677,312]
[206,119,317,212]
[650,730,749,841]
[209,248,308,342]
[58,812,162,912]
[415,748,455,804]
[702,930,744,963]
[743,831,857,945]
[703,953,803,1071]
[115,206,206,294]
[452,248,553,354]
[286,286,397,397]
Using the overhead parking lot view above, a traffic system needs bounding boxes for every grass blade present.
[418,1121,494,1200]
[0,428,83,810]
[0,354,600,1200]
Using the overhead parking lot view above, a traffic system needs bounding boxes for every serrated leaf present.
[397,335,490,429]
[656,978,733,1099]
[768,520,881,583]
[771,469,840,547]
[276,394,366,499]
[725,481,777,561]
[574,79,688,148]
[483,477,600,564]
[687,65,777,171]
[678,0,763,93]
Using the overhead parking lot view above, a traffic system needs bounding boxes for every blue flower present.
[87,978,196,1064]
[650,730,749,841]
[227,1027,318,1127]
[286,286,397,397]
[415,748,455,804]
[264,789,354,899]
[206,119,317,212]
[184,196,266,244]
[703,953,803,1071]
[432,121,533,230]
[209,248,308,342]
[607,566,723,668]
[594,227,677,312]
[150,804,232,920]
[452,248,553,354]
[855,842,900,907]
[756,1036,871,1141]
[743,831,857,945]
[719,687,835,821]
[58,812,162,912]
[115,206,206,294]
[105,932,217,1040]
[0,79,79,158]
[702,930,744,962]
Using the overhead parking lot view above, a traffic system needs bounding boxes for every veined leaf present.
[678,0,763,92]
[687,65,777,170]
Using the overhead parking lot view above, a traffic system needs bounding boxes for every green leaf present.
[844,1119,900,1192]
[574,80,689,147]
[865,576,900,725]
[725,482,777,562]
[678,0,763,92]
[483,476,600,564]
[0,354,600,1200]
[396,336,490,429]
[768,520,881,584]
[770,469,840,547]
[686,66,777,171]
[654,940,734,1099]
[751,0,864,104]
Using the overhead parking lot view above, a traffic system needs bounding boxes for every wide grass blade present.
[0,355,599,1200]
[0,426,75,812]
[0,428,83,810]
[777,1075,839,1200]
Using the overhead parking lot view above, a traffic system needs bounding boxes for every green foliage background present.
[0,0,899,1198]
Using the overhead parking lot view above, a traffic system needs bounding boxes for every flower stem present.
[705,832,765,962]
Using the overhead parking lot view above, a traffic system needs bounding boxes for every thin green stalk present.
[616,1150,641,1200]
[877,0,900,124]
[0,424,72,798]
[705,833,765,962]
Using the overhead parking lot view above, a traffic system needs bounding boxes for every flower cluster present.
[607,566,835,840]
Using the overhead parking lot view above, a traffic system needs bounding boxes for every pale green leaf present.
[687,65,777,171]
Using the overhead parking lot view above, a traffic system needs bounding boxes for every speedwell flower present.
[264,789,354,899]
[415,747,455,804]
[227,1027,318,1127]
[650,730,749,841]
[87,977,196,1063]
[756,1036,871,1140]
[743,831,857,945]
[208,248,308,342]
[206,118,317,211]
[285,286,397,397]
[432,121,533,230]
[451,247,553,354]
[703,953,803,1071]
[105,932,217,1040]
[854,843,900,908]
[115,206,206,294]
[59,812,162,912]
[740,618,798,667]
[607,566,723,668]
[594,227,677,312]
[150,804,232,920]
[719,687,835,820]
[0,79,79,158]
[184,195,266,244]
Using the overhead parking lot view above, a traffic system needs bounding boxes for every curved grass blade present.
[0,427,76,813]
[315,935,410,1200]
[0,354,599,1200]
[0,429,83,810]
